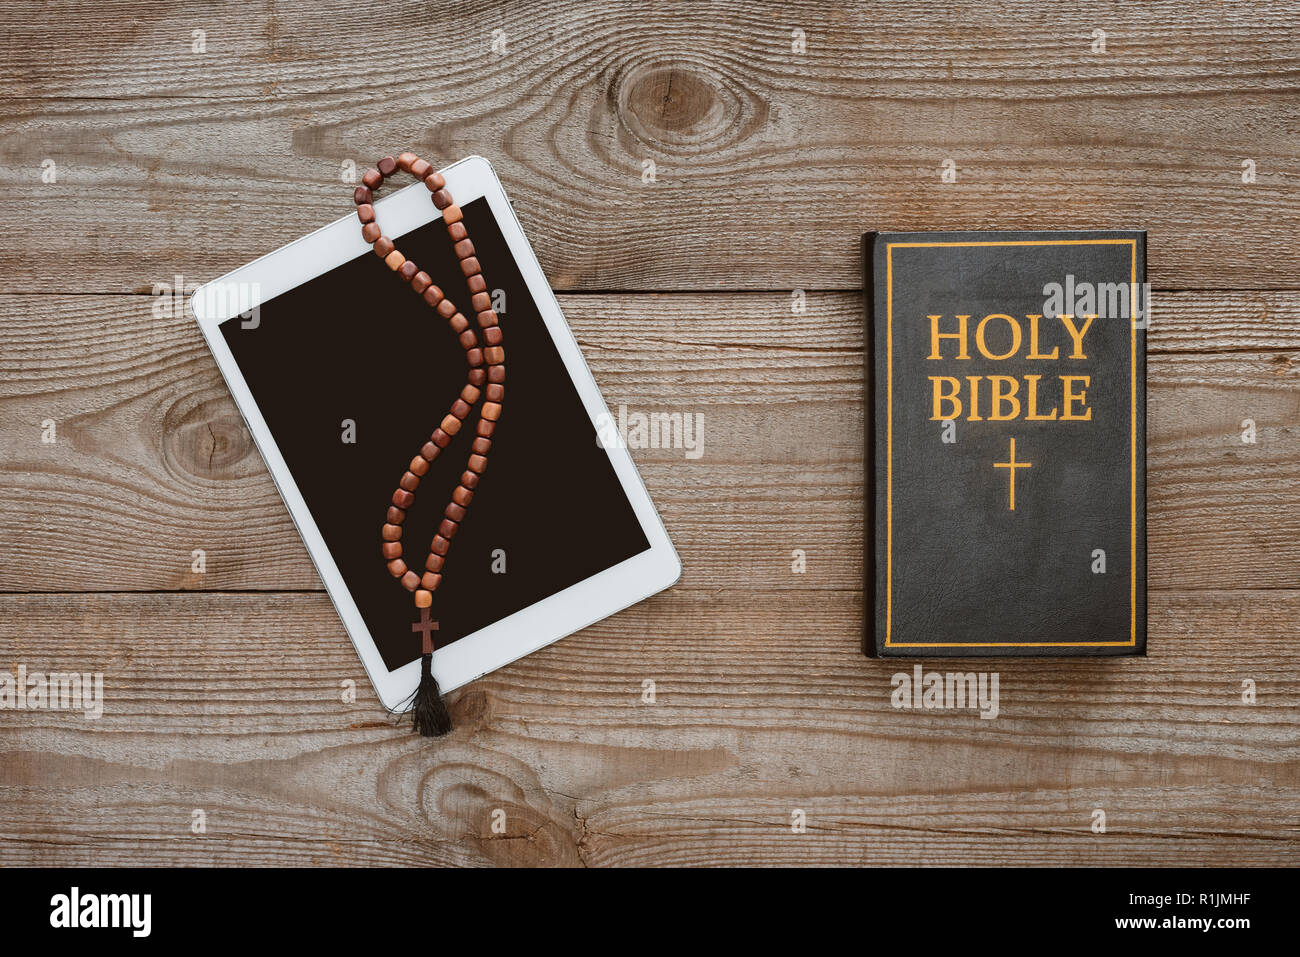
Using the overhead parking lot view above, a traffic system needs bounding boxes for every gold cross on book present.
[993,437,1032,511]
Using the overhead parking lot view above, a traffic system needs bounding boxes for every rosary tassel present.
[411,652,453,737]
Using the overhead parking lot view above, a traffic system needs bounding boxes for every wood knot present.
[616,58,765,153]
[162,394,255,481]
[452,686,491,725]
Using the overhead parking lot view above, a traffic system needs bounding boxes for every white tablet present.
[191,155,680,712]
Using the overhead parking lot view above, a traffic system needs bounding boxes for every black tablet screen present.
[219,198,650,671]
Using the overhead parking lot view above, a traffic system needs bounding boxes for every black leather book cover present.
[865,230,1147,657]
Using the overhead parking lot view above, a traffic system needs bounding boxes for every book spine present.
[1135,231,1149,657]
[862,233,880,657]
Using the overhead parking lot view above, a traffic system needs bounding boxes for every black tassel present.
[410,652,453,736]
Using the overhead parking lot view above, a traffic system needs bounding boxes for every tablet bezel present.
[191,156,680,710]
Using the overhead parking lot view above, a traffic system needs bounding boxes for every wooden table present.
[2,1,1296,867]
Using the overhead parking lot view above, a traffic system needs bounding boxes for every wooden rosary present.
[354,152,505,736]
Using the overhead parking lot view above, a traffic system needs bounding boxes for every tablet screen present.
[219,198,650,671]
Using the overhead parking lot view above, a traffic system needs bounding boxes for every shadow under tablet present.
[219,198,650,671]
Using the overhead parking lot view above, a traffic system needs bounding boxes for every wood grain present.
[2,0,1297,869]
[0,292,1297,595]
[0,1,1298,291]
[1,589,1295,866]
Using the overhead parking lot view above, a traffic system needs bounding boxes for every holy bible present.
[864,230,1147,657]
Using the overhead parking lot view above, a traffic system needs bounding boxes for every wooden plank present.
[1,2,1297,290]
[0,588,1295,866]
[10,0,1300,100]
[6,0,1298,101]
[0,291,864,593]
[1,292,1298,593]
[1152,290,1300,353]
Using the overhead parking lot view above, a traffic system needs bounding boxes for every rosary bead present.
[361,163,508,621]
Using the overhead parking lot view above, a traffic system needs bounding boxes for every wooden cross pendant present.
[412,606,439,654]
